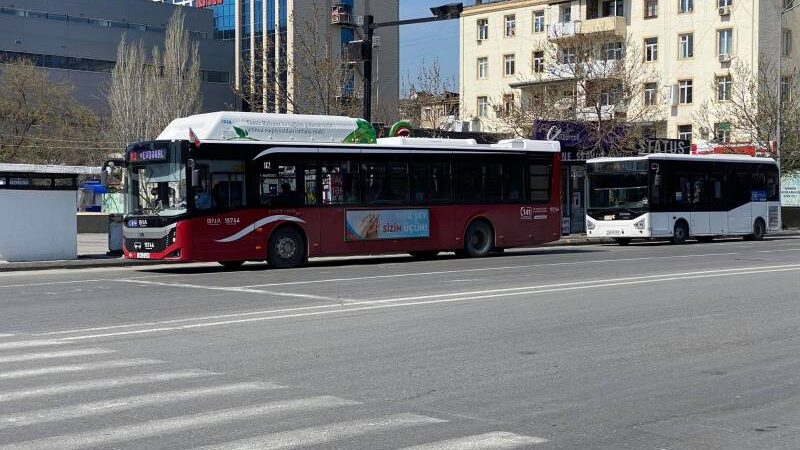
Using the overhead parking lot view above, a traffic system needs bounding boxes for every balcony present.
[548,16,626,40]
[330,4,353,26]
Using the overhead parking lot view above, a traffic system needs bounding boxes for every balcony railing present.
[548,21,580,39]
[548,16,626,40]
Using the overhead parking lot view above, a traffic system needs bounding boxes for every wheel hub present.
[275,236,297,260]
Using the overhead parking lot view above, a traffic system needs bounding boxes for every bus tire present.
[409,251,439,260]
[463,220,493,258]
[267,226,306,269]
[614,238,632,246]
[745,218,766,241]
[218,260,245,269]
[672,221,689,245]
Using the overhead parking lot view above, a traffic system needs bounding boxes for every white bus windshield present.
[587,171,649,210]
[128,161,187,216]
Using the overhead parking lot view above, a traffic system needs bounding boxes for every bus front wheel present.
[745,219,766,241]
[267,227,306,269]
[672,221,689,245]
[463,220,493,258]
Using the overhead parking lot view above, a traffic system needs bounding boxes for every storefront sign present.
[345,209,430,241]
[196,0,223,8]
[637,138,691,155]
[782,171,800,207]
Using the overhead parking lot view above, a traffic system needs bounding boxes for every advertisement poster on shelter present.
[782,171,800,207]
[345,209,430,241]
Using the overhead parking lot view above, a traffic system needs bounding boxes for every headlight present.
[586,219,596,230]
[633,219,645,230]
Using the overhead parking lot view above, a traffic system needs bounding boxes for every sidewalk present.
[1,230,797,273]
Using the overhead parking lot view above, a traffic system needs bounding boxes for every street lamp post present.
[347,3,463,122]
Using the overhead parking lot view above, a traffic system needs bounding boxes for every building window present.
[477,96,489,117]
[678,79,693,104]
[781,76,791,102]
[645,0,658,18]
[477,57,488,79]
[604,42,624,60]
[560,5,572,22]
[783,29,792,57]
[718,0,732,6]
[718,29,733,56]
[533,10,545,33]
[644,82,657,106]
[533,51,545,73]
[645,37,658,61]
[503,93,514,115]
[504,15,516,37]
[560,48,577,64]
[679,33,694,59]
[679,0,693,13]
[504,54,516,76]
[717,75,732,101]
[602,0,624,17]
[477,18,489,40]
[714,123,731,143]
[677,124,693,141]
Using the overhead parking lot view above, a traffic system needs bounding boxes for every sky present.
[398,0,461,96]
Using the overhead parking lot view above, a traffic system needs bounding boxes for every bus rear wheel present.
[267,227,306,269]
[463,220,493,258]
[218,260,245,269]
[745,219,766,241]
[672,221,689,245]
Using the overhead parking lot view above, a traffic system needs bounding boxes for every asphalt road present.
[1,237,799,449]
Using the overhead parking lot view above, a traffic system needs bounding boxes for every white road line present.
[0,348,114,364]
[238,252,744,288]
[398,431,548,449]
[0,382,284,429]
[194,413,447,450]
[0,370,213,403]
[0,340,67,351]
[0,334,15,338]
[0,358,163,380]
[52,264,800,341]
[0,396,358,450]
[0,279,109,289]
[117,279,339,301]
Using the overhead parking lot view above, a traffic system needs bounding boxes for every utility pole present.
[347,3,463,122]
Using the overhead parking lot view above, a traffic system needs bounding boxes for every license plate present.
[136,252,151,259]
[606,229,622,236]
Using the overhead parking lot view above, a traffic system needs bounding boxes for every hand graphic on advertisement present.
[357,213,380,239]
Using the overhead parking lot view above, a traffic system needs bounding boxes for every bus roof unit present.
[157,112,377,144]
[588,153,776,164]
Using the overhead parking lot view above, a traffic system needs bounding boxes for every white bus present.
[585,154,780,244]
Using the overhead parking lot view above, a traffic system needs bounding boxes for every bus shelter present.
[0,164,100,262]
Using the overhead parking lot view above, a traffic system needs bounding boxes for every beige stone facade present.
[460,0,800,141]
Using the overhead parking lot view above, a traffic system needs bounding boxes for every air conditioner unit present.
[718,6,730,15]
[476,39,483,45]
[719,53,733,63]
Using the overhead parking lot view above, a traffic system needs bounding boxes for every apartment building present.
[460,0,799,142]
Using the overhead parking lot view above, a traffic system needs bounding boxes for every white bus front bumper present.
[585,214,651,239]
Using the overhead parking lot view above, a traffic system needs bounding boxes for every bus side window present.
[412,159,452,204]
[259,162,302,207]
[528,157,552,203]
[503,157,524,203]
[194,160,245,210]
[321,160,360,205]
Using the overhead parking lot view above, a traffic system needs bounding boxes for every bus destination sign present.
[129,148,167,162]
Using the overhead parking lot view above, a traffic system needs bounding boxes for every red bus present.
[123,118,562,268]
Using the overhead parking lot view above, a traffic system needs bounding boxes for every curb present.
[2,231,798,273]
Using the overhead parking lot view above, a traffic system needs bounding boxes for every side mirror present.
[191,169,201,189]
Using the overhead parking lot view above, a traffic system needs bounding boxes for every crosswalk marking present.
[0,348,114,364]
[0,370,213,403]
[0,340,66,351]
[398,431,549,449]
[0,396,359,450]
[0,381,284,429]
[0,358,163,380]
[194,413,447,450]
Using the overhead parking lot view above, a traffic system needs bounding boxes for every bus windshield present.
[587,171,649,210]
[128,161,187,216]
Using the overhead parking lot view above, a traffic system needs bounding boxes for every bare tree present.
[400,59,459,136]
[0,58,105,165]
[492,32,665,156]
[107,9,203,148]
[694,56,800,171]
